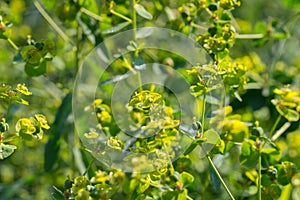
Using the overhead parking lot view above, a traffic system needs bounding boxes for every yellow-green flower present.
[15,118,36,135]
[16,83,32,96]
[34,114,50,129]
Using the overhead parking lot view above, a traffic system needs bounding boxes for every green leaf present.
[209,165,221,192]
[24,61,47,77]
[266,184,282,199]
[183,142,197,155]
[134,4,153,20]
[184,137,206,155]
[11,96,29,105]
[103,22,131,34]
[137,176,150,194]
[203,129,220,144]
[0,143,17,159]
[241,141,251,156]
[240,140,259,168]
[281,0,300,8]
[220,13,231,21]
[271,32,289,39]
[261,174,272,187]
[43,39,56,56]
[0,84,10,92]
[254,21,267,34]
[44,93,72,171]
[21,45,41,65]
[0,31,8,39]
[277,161,296,186]
[253,21,268,45]
[190,83,206,97]
[177,189,188,200]
[275,105,299,122]
[50,186,65,200]
[162,190,176,200]
[179,172,194,186]
[278,184,291,200]
[200,129,220,156]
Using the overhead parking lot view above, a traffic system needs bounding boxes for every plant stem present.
[269,115,281,138]
[137,71,143,92]
[83,159,95,176]
[75,25,82,73]
[131,0,137,41]
[80,7,103,21]
[130,0,142,91]
[110,9,133,23]
[235,34,264,39]
[190,22,207,31]
[201,90,234,199]
[258,150,262,200]
[33,0,73,45]
[207,155,235,200]
[201,92,206,134]
[7,38,19,51]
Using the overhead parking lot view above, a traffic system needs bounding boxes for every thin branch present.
[235,33,264,39]
[7,38,19,51]
[258,151,262,200]
[80,7,103,21]
[110,10,133,23]
[269,115,281,138]
[207,155,235,200]
[33,0,74,45]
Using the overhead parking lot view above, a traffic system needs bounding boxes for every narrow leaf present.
[209,165,221,192]
[134,4,153,20]
[44,93,72,171]
[99,72,132,86]
[103,22,131,34]
[50,186,65,200]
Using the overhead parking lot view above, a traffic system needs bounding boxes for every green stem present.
[83,159,95,176]
[7,38,19,51]
[201,92,206,134]
[190,22,207,31]
[269,115,281,138]
[130,0,142,91]
[235,34,264,39]
[207,155,235,200]
[131,0,137,41]
[110,10,133,23]
[258,150,262,200]
[75,25,82,73]
[201,90,234,199]
[33,0,73,45]
[80,7,103,21]
[137,72,143,92]
[204,7,214,17]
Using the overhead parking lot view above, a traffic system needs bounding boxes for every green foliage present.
[0,81,50,160]
[0,0,300,199]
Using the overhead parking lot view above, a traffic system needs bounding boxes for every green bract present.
[15,114,49,140]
